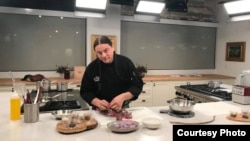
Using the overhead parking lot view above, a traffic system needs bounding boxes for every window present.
[121,21,216,70]
[0,13,86,71]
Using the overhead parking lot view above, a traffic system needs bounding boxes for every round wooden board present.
[56,118,98,134]
[226,113,250,122]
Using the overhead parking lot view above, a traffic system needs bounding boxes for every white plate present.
[107,120,139,133]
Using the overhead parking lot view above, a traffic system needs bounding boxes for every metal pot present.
[36,79,52,92]
[208,80,222,88]
[167,98,195,114]
[56,81,73,91]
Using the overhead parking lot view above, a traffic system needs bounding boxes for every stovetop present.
[160,109,195,118]
[180,84,232,100]
[21,89,89,113]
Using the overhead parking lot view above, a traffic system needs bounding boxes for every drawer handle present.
[141,99,146,102]
[142,91,146,93]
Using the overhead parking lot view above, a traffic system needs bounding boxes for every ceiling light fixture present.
[75,0,107,10]
[136,0,165,14]
[224,0,250,15]
[230,14,250,22]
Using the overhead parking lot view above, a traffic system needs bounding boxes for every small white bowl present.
[142,118,161,129]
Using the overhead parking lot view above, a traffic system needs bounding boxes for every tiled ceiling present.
[0,0,217,23]
[120,0,218,23]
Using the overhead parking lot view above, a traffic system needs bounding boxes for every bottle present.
[64,69,70,79]
[10,92,21,120]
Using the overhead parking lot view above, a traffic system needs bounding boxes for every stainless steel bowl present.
[51,109,73,119]
[167,98,195,114]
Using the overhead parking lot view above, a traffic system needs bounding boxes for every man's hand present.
[110,92,133,110]
[109,95,124,111]
[91,98,110,111]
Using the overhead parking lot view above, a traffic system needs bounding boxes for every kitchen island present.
[1,92,249,141]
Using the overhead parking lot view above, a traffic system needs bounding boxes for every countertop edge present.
[0,74,235,86]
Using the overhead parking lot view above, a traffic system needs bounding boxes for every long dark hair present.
[93,36,112,49]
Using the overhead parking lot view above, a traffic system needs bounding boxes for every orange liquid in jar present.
[10,97,21,120]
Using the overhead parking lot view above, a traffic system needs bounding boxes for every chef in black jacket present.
[80,36,143,111]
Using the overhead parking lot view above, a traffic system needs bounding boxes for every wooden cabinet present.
[130,81,153,107]
[131,78,236,107]
[0,86,13,92]
[152,81,170,107]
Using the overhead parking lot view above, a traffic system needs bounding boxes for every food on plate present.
[98,108,132,120]
[113,120,138,129]
[107,120,139,133]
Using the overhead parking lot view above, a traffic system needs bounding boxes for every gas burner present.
[160,109,195,118]
[179,84,232,100]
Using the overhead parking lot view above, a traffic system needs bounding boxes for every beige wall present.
[216,4,250,78]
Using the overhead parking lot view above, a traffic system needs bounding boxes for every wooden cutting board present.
[227,113,250,122]
[56,118,98,134]
[74,66,85,79]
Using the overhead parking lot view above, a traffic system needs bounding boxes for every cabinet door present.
[130,81,153,107]
[152,81,171,106]
[0,86,13,92]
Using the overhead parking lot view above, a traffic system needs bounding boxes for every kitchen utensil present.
[33,86,40,104]
[36,79,54,92]
[142,118,161,129]
[13,83,26,98]
[208,80,222,88]
[167,98,195,114]
[39,93,62,107]
[51,109,73,119]
[107,120,139,133]
[56,81,73,91]
[23,103,39,123]
[8,71,15,85]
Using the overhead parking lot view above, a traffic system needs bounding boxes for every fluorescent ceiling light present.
[224,0,250,15]
[136,0,165,14]
[230,14,250,22]
[75,0,107,10]
[74,11,106,18]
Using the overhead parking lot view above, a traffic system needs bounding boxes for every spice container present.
[241,108,249,119]
[229,110,238,117]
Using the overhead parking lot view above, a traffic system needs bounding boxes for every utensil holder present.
[24,103,39,123]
